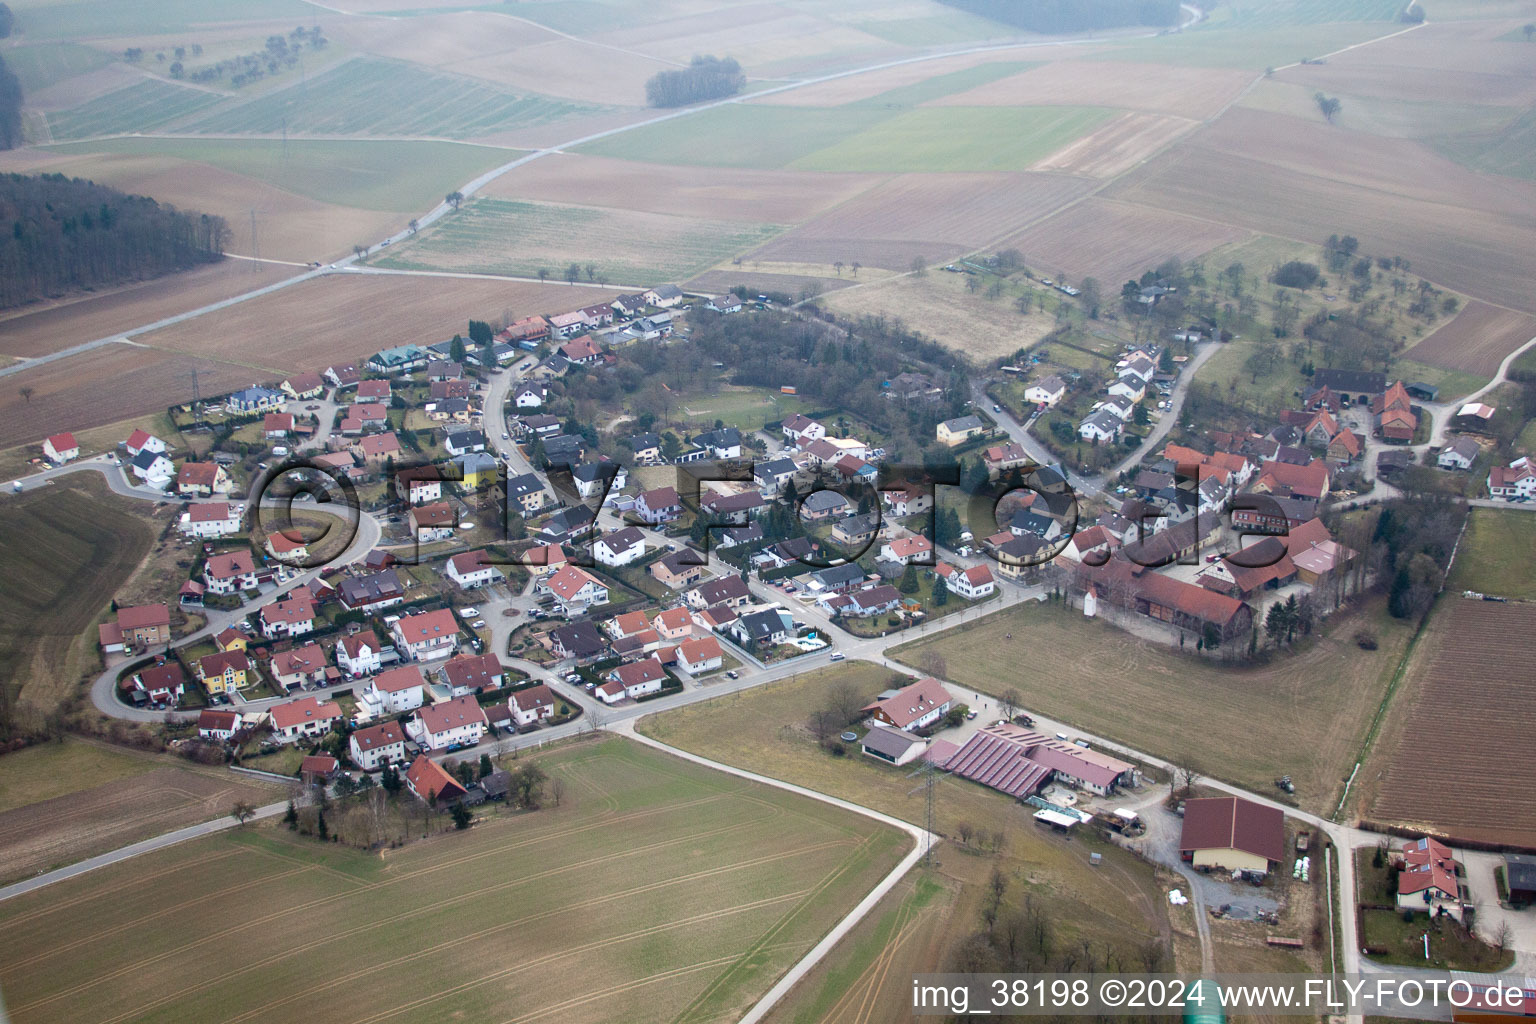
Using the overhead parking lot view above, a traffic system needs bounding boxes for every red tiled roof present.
[352,720,405,751]
[268,695,340,731]
[546,565,604,601]
[117,604,170,630]
[372,665,425,693]
[394,609,458,645]
[863,676,952,729]
[178,462,220,487]
[442,653,501,692]
[206,550,257,579]
[677,636,722,665]
[46,431,78,451]
[406,755,466,802]
[415,694,486,735]
[611,657,665,687]
[512,684,555,713]
[198,709,240,732]
[189,502,235,523]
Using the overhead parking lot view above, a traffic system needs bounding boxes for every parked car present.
[726,670,739,680]
[829,652,845,662]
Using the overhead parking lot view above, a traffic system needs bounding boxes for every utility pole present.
[249,210,260,271]
[907,760,941,867]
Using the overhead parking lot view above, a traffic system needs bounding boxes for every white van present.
[829,652,846,662]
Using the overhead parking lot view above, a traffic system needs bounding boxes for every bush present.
[829,742,845,757]
[1354,630,1379,651]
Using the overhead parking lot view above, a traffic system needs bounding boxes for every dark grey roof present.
[802,490,851,515]
[942,414,984,432]
[694,427,741,450]
[861,725,924,758]
[755,457,796,480]
[550,620,605,657]
[600,526,645,550]
[338,569,404,606]
[1505,853,1536,891]
[131,448,166,470]
[507,473,544,498]
[627,432,661,451]
[1312,368,1386,394]
[446,429,485,447]
[693,575,750,604]
[809,563,865,588]
[737,609,786,639]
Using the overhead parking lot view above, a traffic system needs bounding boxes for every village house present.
[1488,456,1536,500]
[265,530,309,563]
[351,432,402,467]
[259,594,316,640]
[356,379,391,403]
[425,359,462,382]
[675,636,724,676]
[514,383,548,409]
[572,460,627,500]
[363,665,427,716]
[367,344,429,374]
[405,755,467,803]
[120,662,187,706]
[349,721,406,771]
[409,502,457,542]
[408,694,487,751]
[177,461,232,497]
[539,565,610,614]
[645,284,685,308]
[444,430,486,458]
[801,489,852,521]
[454,451,499,491]
[599,657,668,703]
[335,628,386,677]
[594,527,647,567]
[1396,836,1463,916]
[863,677,953,733]
[267,695,342,745]
[937,415,986,447]
[228,386,285,415]
[524,543,568,578]
[861,725,928,766]
[558,335,603,365]
[879,535,933,566]
[106,604,172,649]
[1078,409,1121,445]
[705,293,742,314]
[197,708,244,742]
[263,412,294,439]
[43,432,79,463]
[1437,436,1480,471]
[281,372,325,400]
[441,652,504,696]
[125,428,167,458]
[686,574,752,611]
[781,414,826,448]
[337,569,406,612]
[196,649,250,695]
[204,550,259,595]
[650,551,707,591]
[626,431,662,465]
[549,620,606,662]
[506,472,549,516]
[130,448,177,490]
[394,467,444,506]
[270,643,328,692]
[633,486,683,524]
[826,584,903,619]
[945,564,996,600]
[728,608,794,648]
[391,608,461,661]
[510,684,557,727]
[652,606,694,643]
[446,550,501,589]
[325,364,361,389]
[180,502,242,538]
[1023,375,1067,408]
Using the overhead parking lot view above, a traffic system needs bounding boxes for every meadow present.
[374,197,785,284]
[1445,507,1536,600]
[43,78,226,140]
[0,42,114,92]
[0,738,157,814]
[887,598,1415,814]
[580,104,890,169]
[0,736,909,1024]
[184,57,594,139]
[41,136,517,211]
[1,0,319,39]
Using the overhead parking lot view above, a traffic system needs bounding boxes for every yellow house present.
[197,650,250,694]
[455,452,499,491]
[936,414,986,447]
[214,628,249,653]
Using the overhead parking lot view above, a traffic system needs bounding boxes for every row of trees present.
[0,173,229,309]
[0,55,21,151]
[644,55,745,108]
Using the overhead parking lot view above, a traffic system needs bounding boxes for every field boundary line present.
[611,719,936,1024]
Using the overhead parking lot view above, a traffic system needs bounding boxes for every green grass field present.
[374,196,784,283]
[0,477,154,710]
[44,78,226,140]
[853,11,1022,46]
[0,739,157,814]
[1103,20,1401,68]
[790,105,1113,172]
[0,736,906,1024]
[674,385,812,434]
[184,57,593,139]
[887,598,1416,813]
[40,137,516,211]
[1209,0,1402,29]
[2,0,320,39]
[1439,107,1536,181]
[0,41,115,92]
[1446,507,1536,599]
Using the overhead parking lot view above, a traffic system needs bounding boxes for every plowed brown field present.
[931,60,1254,119]
[1367,599,1536,848]
[1033,111,1199,178]
[1402,300,1536,377]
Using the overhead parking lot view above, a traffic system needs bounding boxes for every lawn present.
[0,41,115,91]
[887,597,1416,814]
[0,738,158,814]
[790,106,1115,173]
[1446,507,1536,599]
[43,78,227,140]
[579,104,890,169]
[0,736,908,1024]
[374,196,784,286]
[637,661,1173,961]
[41,137,517,211]
[3,0,319,38]
[0,476,155,711]
[674,384,812,435]
[184,57,594,139]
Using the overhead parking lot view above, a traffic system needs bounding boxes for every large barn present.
[1179,796,1285,877]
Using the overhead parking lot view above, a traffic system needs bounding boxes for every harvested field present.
[1367,599,1536,848]
[481,155,880,223]
[747,171,1094,271]
[994,196,1249,287]
[0,346,257,452]
[457,37,675,106]
[327,10,561,65]
[1033,111,1199,178]
[603,9,895,72]
[1402,301,1536,377]
[0,259,298,360]
[0,477,154,710]
[1238,79,1520,141]
[0,737,907,1024]
[373,197,783,284]
[1104,110,1536,313]
[931,60,1255,119]
[822,270,1056,362]
[0,762,282,885]
[0,149,397,263]
[888,598,1416,815]
[0,739,157,815]
[133,273,627,374]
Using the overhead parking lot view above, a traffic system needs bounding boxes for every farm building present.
[1504,854,1536,905]
[1437,437,1480,471]
[936,723,1136,798]
[860,726,927,766]
[1178,797,1285,877]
